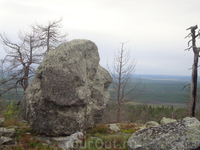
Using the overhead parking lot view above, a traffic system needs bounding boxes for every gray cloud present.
[1,0,200,75]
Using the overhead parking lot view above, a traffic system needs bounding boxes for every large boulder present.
[128,117,200,150]
[21,39,112,136]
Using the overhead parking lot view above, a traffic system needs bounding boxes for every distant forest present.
[109,74,200,108]
[1,74,200,108]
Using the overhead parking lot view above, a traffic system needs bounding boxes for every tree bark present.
[117,103,121,123]
[187,26,199,117]
[189,53,198,117]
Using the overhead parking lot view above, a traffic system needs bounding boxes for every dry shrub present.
[87,124,109,135]
[3,118,18,127]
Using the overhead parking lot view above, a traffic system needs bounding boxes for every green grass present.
[82,123,142,150]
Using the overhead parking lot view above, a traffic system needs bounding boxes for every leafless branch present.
[185,46,193,51]
[107,42,143,122]
[181,84,191,90]
[185,33,192,39]
[0,18,67,98]
[32,18,68,53]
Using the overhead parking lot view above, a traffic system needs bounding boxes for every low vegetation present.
[101,102,198,124]
[1,99,200,149]
[0,101,141,150]
[84,126,129,150]
[0,100,63,150]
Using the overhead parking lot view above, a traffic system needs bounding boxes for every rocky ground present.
[0,116,177,150]
[1,116,200,150]
[0,117,146,150]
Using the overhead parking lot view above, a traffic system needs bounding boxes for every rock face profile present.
[21,39,112,136]
[128,117,200,150]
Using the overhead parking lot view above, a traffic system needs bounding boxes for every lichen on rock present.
[128,117,200,150]
[21,39,112,136]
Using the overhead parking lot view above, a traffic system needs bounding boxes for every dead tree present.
[185,25,200,117]
[108,42,142,123]
[0,19,67,97]
[0,30,43,96]
[32,18,67,54]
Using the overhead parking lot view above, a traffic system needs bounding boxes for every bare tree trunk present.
[117,103,121,123]
[107,42,142,123]
[46,26,50,53]
[116,43,124,122]
[189,50,199,117]
[186,25,200,117]
[23,66,29,91]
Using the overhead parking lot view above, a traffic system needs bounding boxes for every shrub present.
[86,124,109,135]
[101,103,190,124]
[2,101,19,126]
[3,101,18,119]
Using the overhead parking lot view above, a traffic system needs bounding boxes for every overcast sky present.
[1,0,200,76]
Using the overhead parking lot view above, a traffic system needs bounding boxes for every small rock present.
[20,120,27,123]
[160,117,176,125]
[0,136,14,145]
[145,121,160,127]
[107,124,120,132]
[0,118,4,127]
[36,132,84,150]
[138,125,146,130]
[0,128,15,137]
[57,132,84,150]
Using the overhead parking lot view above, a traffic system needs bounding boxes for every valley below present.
[109,74,200,108]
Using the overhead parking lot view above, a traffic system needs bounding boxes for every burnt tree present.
[185,25,200,117]
[32,18,67,54]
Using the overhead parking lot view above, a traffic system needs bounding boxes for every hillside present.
[109,74,200,108]
[1,74,200,108]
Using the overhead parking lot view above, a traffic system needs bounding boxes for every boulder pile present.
[0,117,16,147]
